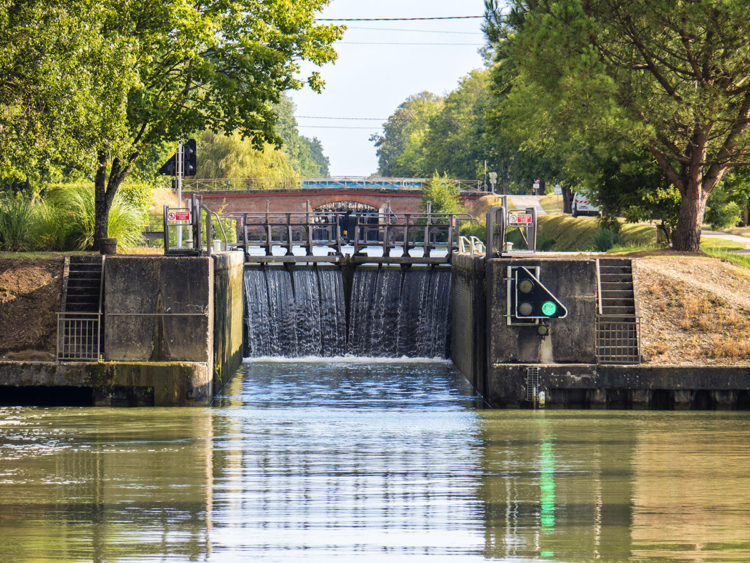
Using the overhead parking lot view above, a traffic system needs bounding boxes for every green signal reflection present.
[539,439,556,538]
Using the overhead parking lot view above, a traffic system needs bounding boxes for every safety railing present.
[458,235,486,255]
[57,313,100,361]
[596,317,641,364]
[228,211,476,259]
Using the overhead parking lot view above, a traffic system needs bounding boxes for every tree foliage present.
[0,0,342,248]
[274,96,330,176]
[421,173,464,215]
[498,0,750,250]
[194,130,298,190]
[371,92,443,177]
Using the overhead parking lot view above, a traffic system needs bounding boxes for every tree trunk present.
[93,152,126,250]
[93,152,109,250]
[562,185,573,214]
[672,180,709,251]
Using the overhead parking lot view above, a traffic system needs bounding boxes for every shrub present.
[0,194,36,251]
[593,227,624,252]
[43,185,144,250]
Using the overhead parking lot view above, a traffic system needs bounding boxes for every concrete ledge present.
[488,363,750,408]
[0,361,211,406]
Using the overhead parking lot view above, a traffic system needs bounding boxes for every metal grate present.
[597,317,640,364]
[57,313,100,361]
[525,367,541,402]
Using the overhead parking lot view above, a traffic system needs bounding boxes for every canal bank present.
[1,251,748,407]
[0,252,245,406]
[450,253,750,408]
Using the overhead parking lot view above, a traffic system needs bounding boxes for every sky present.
[290,0,490,177]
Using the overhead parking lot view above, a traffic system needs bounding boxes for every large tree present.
[0,0,341,248]
[500,0,750,251]
[371,92,443,177]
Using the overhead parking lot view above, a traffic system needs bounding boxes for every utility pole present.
[176,138,183,248]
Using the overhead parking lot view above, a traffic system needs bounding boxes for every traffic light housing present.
[157,139,197,176]
[183,138,196,176]
[509,266,567,323]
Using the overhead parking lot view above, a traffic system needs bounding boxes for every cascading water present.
[244,266,346,358]
[243,265,451,358]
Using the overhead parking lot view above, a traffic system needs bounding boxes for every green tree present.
[371,92,444,177]
[0,0,342,248]
[424,70,496,180]
[421,173,464,215]
[274,96,330,176]
[501,0,750,251]
[194,130,298,190]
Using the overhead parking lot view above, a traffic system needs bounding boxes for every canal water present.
[1,360,750,560]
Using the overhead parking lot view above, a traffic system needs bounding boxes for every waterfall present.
[243,265,451,359]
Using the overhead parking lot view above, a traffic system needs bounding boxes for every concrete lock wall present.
[212,252,245,392]
[451,255,488,396]
[486,258,598,364]
[104,256,213,363]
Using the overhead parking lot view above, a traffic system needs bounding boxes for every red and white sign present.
[508,212,533,225]
[168,210,191,222]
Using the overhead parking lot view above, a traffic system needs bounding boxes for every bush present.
[42,185,144,250]
[0,194,36,251]
[593,227,624,252]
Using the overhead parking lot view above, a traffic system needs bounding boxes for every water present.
[244,266,451,359]
[1,361,750,561]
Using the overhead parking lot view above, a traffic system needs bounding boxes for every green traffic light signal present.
[511,266,568,321]
[541,301,557,317]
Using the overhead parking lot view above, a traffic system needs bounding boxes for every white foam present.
[242,355,452,365]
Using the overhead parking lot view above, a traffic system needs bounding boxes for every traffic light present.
[510,266,567,321]
[157,139,197,176]
[158,153,176,176]
[183,138,197,176]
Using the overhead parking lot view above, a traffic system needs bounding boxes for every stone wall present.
[486,258,598,364]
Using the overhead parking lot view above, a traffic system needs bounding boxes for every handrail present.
[201,204,229,252]
[596,258,603,315]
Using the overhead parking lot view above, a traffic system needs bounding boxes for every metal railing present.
[229,211,475,258]
[181,176,485,192]
[57,313,100,361]
[596,317,641,364]
[458,235,486,255]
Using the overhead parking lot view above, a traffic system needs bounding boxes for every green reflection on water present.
[539,439,556,536]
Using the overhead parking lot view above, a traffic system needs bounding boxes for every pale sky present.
[290,0,490,177]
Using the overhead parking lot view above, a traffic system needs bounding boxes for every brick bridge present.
[187,181,485,216]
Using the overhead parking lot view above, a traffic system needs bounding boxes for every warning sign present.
[168,210,191,222]
[508,212,533,225]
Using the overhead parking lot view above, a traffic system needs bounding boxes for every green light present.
[541,301,557,316]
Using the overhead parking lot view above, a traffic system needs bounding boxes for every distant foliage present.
[593,228,624,252]
[421,173,464,215]
[194,130,298,190]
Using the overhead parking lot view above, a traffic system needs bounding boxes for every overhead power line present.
[297,116,386,121]
[341,41,483,46]
[297,125,382,130]
[349,26,481,35]
[317,16,485,22]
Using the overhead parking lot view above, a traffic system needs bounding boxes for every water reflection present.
[0,363,750,560]
[0,408,213,560]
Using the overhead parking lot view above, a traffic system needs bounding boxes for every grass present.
[703,248,750,269]
[535,215,657,251]
[538,194,564,214]
[0,251,96,259]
